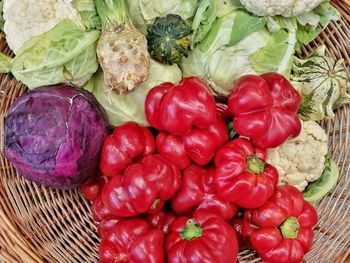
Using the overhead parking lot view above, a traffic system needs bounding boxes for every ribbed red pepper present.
[145,210,177,234]
[171,165,238,220]
[81,175,109,202]
[242,185,318,263]
[228,73,302,149]
[155,132,191,169]
[156,118,228,168]
[99,218,164,263]
[102,155,181,217]
[215,138,279,208]
[216,103,233,121]
[100,122,155,177]
[91,196,115,222]
[145,77,217,135]
[230,218,251,250]
[98,218,119,239]
[166,210,238,263]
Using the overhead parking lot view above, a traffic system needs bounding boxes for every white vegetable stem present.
[278,29,297,74]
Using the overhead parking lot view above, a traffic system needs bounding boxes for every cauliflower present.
[3,0,100,54]
[239,0,324,17]
[267,121,328,191]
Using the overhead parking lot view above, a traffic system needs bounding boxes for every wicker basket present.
[1,1,350,262]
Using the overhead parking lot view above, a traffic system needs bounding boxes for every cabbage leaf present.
[139,0,198,21]
[181,10,275,96]
[191,0,217,45]
[0,19,100,89]
[87,60,182,126]
[181,1,340,96]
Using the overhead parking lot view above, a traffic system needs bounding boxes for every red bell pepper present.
[215,138,279,208]
[99,218,164,263]
[98,218,120,239]
[145,77,217,135]
[81,175,109,202]
[166,210,238,263]
[242,185,318,263]
[228,73,302,149]
[100,122,155,177]
[216,103,237,140]
[182,118,229,166]
[91,196,115,222]
[145,210,177,234]
[102,154,181,217]
[230,218,251,250]
[156,132,191,169]
[171,165,238,220]
[216,103,233,121]
[156,118,228,168]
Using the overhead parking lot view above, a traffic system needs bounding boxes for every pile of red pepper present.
[81,73,318,263]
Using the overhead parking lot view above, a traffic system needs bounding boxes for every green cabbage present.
[296,1,340,45]
[181,1,340,96]
[191,0,217,45]
[216,0,241,17]
[76,0,102,30]
[129,0,199,34]
[181,10,281,96]
[86,59,182,126]
[0,20,100,89]
[303,154,340,203]
[139,0,199,22]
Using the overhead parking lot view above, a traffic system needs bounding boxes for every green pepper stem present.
[151,199,160,210]
[280,217,300,239]
[246,155,265,174]
[180,219,203,241]
[227,122,236,140]
[95,0,133,31]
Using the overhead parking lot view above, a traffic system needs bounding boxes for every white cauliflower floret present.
[267,121,328,191]
[3,0,84,53]
[239,0,324,17]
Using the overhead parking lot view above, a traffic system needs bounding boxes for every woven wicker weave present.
[1,1,350,262]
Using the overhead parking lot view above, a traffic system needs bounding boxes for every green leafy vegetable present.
[0,19,100,89]
[229,10,267,46]
[191,0,217,45]
[181,1,340,96]
[76,0,102,29]
[128,0,147,34]
[250,29,295,76]
[181,10,287,96]
[0,52,11,72]
[216,0,241,17]
[296,1,340,45]
[139,0,199,22]
[147,14,192,65]
[303,154,340,203]
[86,59,182,126]
[3,0,100,54]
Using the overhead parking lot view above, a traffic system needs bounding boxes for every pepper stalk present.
[180,219,203,241]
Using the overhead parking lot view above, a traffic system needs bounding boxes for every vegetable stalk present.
[280,217,300,239]
[180,220,203,241]
[95,0,132,31]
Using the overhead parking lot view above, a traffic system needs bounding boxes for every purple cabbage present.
[4,85,109,189]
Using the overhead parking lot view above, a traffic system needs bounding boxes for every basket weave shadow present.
[1,1,350,262]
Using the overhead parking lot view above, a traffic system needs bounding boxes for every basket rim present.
[1,1,350,263]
